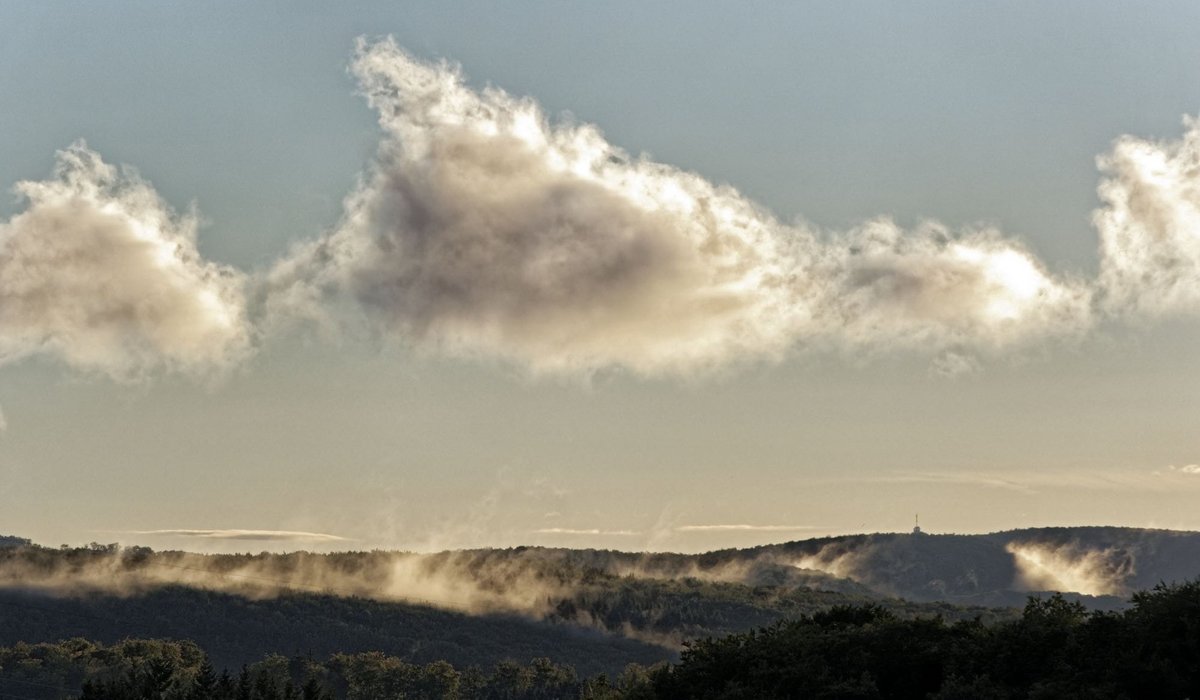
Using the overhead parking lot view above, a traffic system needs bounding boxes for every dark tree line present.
[649,580,1200,699]
[3,580,1199,699]
[0,639,644,700]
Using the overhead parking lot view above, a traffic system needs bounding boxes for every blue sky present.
[0,3,1198,552]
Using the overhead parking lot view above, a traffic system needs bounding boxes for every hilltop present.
[1,526,1198,672]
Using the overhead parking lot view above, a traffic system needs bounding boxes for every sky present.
[0,2,1198,554]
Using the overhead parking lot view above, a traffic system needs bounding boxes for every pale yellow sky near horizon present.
[3,325,1198,555]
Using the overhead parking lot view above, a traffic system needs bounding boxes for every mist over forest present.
[2,527,1200,698]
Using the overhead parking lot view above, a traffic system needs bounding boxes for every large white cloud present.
[0,142,250,378]
[268,38,1093,376]
[1096,116,1200,317]
[268,39,810,375]
[8,41,1190,383]
[823,220,1092,354]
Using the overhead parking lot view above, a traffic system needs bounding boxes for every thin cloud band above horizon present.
[125,529,351,543]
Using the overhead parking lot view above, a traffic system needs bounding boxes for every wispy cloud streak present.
[814,468,1200,495]
[675,524,823,533]
[130,529,349,543]
[532,528,640,536]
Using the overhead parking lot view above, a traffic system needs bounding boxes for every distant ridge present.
[5,525,1198,607]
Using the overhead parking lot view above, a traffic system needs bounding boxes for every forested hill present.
[2,526,1198,675]
[6,527,1199,608]
[745,526,1200,605]
[3,581,1200,699]
[0,586,667,677]
[0,546,1004,674]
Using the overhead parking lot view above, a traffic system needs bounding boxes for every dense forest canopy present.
[2,580,1199,699]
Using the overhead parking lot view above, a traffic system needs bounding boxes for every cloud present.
[0,142,250,378]
[532,528,640,536]
[130,529,349,543]
[675,524,822,533]
[866,472,1042,494]
[267,38,1094,377]
[820,468,1200,496]
[824,220,1093,354]
[930,350,980,378]
[1096,116,1200,316]
[6,41,1198,382]
[267,38,805,376]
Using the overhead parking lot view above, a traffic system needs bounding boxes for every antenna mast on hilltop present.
[912,513,922,535]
